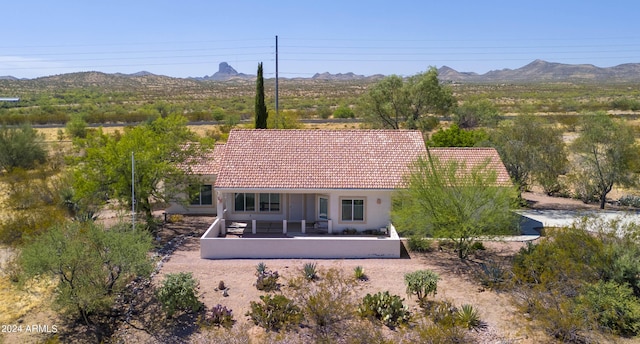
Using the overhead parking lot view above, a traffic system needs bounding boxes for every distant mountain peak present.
[197,62,252,81]
[217,62,237,75]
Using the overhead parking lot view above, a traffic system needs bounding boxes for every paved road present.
[517,209,640,236]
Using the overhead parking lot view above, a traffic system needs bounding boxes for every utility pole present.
[275,35,279,115]
[131,151,135,230]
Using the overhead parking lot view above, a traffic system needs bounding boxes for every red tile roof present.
[184,143,226,175]
[214,129,427,189]
[427,147,512,186]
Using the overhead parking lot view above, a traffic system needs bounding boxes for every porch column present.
[216,191,224,219]
[328,220,333,234]
[301,220,306,234]
[283,220,287,234]
[220,219,226,236]
[252,220,256,234]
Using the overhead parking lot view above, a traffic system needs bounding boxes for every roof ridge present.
[428,147,496,150]
[228,128,422,132]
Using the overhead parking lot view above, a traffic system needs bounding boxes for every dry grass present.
[0,260,56,324]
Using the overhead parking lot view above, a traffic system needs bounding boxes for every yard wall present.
[200,225,401,259]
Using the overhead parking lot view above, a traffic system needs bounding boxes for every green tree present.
[570,112,638,209]
[20,221,153,324]
[0,124,47,173]
[332,105,355,119]
[428,124,489,147]
[71,115,210,228]
[453,98,501,129]
[268,110,302,129]
[491,115,568,193]
[255,62,268,129]
[65,113,88,139]
[359,67,454,129]
[392,152,518,259]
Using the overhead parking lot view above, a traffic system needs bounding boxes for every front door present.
[318,196,329,220]
[288,194,304,221]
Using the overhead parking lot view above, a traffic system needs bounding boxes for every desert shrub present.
[167,214,183,223]
[416,116,440,132]
[575,281,640,336]
[470,241,485,251]
[156,272,203,318]
[303,262,318,281]
[605,239,640,297]
[477,259,508,289]
[256,270,280,292]
[288,267,358,341]
[65,114,88,139]
[510,220,640,341]
[409,322,470,344]
[437,239,456,251]
[333,105,355,119]
[268,110,302,129]
[317,105,332,119]
[200,322,252,344]
[211,107,227,121]
[201,304,234,329]
[453,98,500,128]
[428,124,489,147]
[255,263,280,292]
[404,270,439,302]
[619,195,640,208]
[358,291,410,328]
[611,97,640,111]
[247,294,302,332]
[0,206,67,246]
[0,124,47,173]
[511,226,607,290]
[422,300,458,328]
[407,235,433,252]
[552,114,580,131]
[455,304,481,329]
[354,266,367,281]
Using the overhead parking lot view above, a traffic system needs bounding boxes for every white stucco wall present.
[200,224,401,259]
[165,175,217,215]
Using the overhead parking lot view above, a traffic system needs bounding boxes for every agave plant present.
[354,265,367,281]
[456,304,481,329]
[256,262,267,276]
[303,262,318,281]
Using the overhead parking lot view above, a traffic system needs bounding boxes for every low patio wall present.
[200,224,401,259]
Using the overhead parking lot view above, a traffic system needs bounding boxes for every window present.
[190,185,213,205]
[234,193,255,212]
[259,193,280,212]
[341,199,364,222]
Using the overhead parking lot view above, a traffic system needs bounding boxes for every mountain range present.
[2,60,640,83]
[437,59,640,83]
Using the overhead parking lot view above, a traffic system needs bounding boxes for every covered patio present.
[199,217,401,259]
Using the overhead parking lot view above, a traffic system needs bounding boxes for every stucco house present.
[192,129,510,259]
[165,143,226,215]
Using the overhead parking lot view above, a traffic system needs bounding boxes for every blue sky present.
[2,1,639,79]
